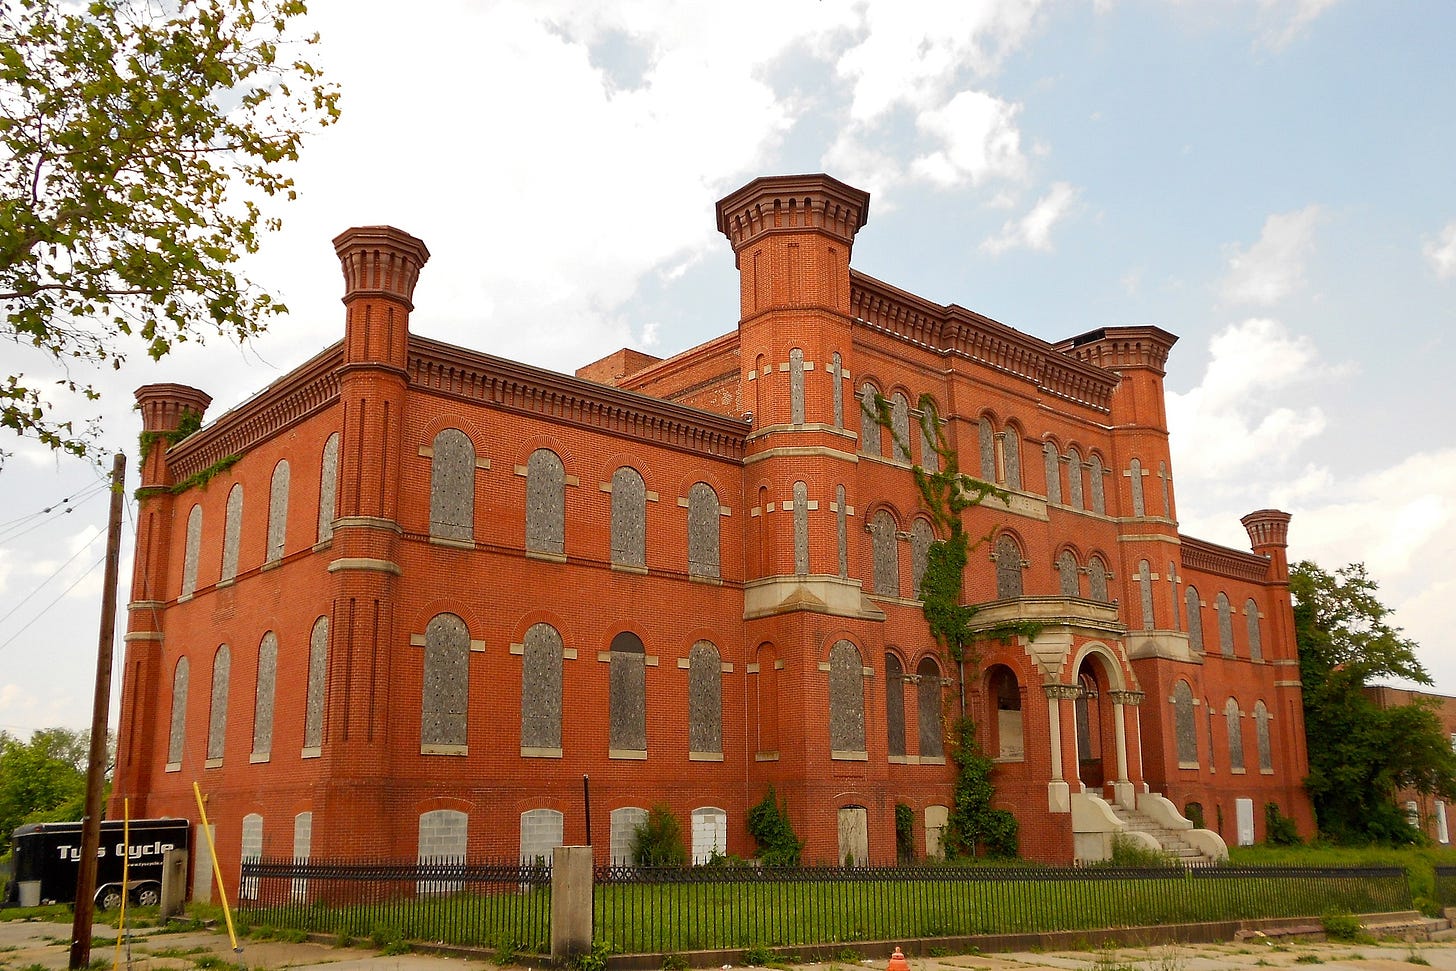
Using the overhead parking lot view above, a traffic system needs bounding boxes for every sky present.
[1,0,1453,736]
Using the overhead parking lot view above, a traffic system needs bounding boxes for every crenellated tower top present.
[1242,508,1293,580]
[134,383,213,489]
[333,226,431,309]
[715,174,870,265]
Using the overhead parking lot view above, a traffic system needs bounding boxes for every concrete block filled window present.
[519,808,563,866]
[858,383,881,456]
[1245,599,1263,661]
[1185,587,1204,652]
[317,432,339,543]
[910,519,933,597]
[1255,700,1273,772]
[869,510,898,596]
[206,644,230,764]
[994,534,1023,600]
[688,640,722,756]
[917,657,943,759]
[884,653,906,758]
[609,807,647,864]
[1003,426,1021,490]
[251,631,277,759]
[1216,593,1234,657]
[266,460,289,563]
[1057,550,1079,597]
[303,617,328,753]
[691,807,728,863]
[1225,698,1245,771]
[167,656,189,766]
[1173,681,1198,767]
[181,504,201,597]
[220,484,243,582]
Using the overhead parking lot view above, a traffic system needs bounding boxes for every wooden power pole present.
[70,453,126,970]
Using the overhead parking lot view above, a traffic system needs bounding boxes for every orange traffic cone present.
[887,947,910,971]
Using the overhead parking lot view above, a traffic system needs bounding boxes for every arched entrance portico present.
[1073,654,1113,793]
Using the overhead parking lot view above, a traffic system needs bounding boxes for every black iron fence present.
[237,857,551,952]
[594,863,1412,955]
[1434,866,1456,909]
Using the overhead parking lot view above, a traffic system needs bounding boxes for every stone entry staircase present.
[1108,802,1223,865]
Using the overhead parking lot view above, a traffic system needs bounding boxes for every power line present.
[0,528,106,628]
[0,552,107,654]
[0,481,108,544]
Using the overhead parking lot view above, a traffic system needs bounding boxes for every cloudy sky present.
[2,0,1453,735]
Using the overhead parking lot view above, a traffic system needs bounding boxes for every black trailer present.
[7,818,189,909]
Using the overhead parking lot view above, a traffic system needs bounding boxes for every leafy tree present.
[629,803,687,867]
[1292,560,1456,844]
[0,727,91,853]
[0,0,340,464]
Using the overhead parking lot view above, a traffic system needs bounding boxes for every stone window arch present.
[832,352,844,428]
[909,519,934,597]
[207,643,230,762]
[1130,458,1145,517]
[858,383,881,456]
[304,617,328,753]
[429,428,475,541]
[884,653,906,758]
[1173,681,1198,767]
[519,808,563,866]
[918,398,940,473]
[1043,442,1062,504]
[1057,550,1080,598]
[182,504,202,597]
[1245,599,1263,661]
[793,481,809,575]
[978,417,996,480]
[687,482,720,578]
[1138,559,1155,630]
[917,657,944,759]
[828,640,866,756]
[317,432,339,544]
[1089,453,1106,514]
[167,656,189,766]
[890,392,911,462]
[1002,425,1022,491]
[869,509,898,597]
[1066,447,1084,509]
[526,448,565,555]
[266,460,290,564]
[521,623,563,752]
[1089,555,1110,602]
[1216,592,1234,657]
[609,631,646,753]
[609,807,648,865]
[691,807,728,863]
[988,665,1023,760]
[251,631,278,759]
[688,640,723,756]
[240,814,263,899]
[422,613,469,749]
[789,347,806,424]
[1254,700,1273,772]
[1185,587,1204,653]
[221,484,243,582]
[610,467,647,567]
[993,533,1023,600]
[1225,697,1245,771]
[835,485,848,579]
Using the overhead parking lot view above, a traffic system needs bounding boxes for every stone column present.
[1044,683,1080,813]
[1108,690,1144,807]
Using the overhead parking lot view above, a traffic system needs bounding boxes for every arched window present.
[1089,555,1110,602]
[691,807,728,863]
[1186,587,1204,652]
[418,809,467,893]
[240,814,263,899]
[687,483,720,578]
[1159,460,1171,517]
[609,807,648,865]
[525,448,566,555]
[754,643,779,754]
[890,392,911,462]
[753,354,765,418]
[869,510,898,597]
[304,617,328,753]
[317,432,339,544]
[266,460,290,564]
[884,653,906,758]
[609,631,646,753]
[252,631,277,759]
[1173,681,1198,766]
[1216,593,1234,657]
[978,417,996,480]
[519,809,564,866]
[521,623,563,752]
[793,481,809,575]
[167,656,189,766]
[429,428,475,541]
[610,467,647,567]
[831,353,844,428]
[1225,698,1244,771]
[1089,454,1106,514]
[422,613,468,749]
[828,640,866,755]
[1245,599,1263,661]
[1057,550,1080,598]
[859,383,881,456]
[207,643,230,762]
[221,484,243,582]
[1067,448,1084,509]
[917,657,943,759]
[1043,442,1062,504]
[789,348,805,424]
[1129,458,1145,517]
[1138,559,1155,630]
[994,534,1023,600]
[1003,427,1021,491]
[1254,700,1273,772]
[989,666,1023,760]
[182,504,202,597]
[918,398,940,473]
[688,640,722,756]
[836,485,848,579]
[910,519,933,597]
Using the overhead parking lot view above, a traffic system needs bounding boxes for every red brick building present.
[1366,686,1456,845]
[113,173,1314,888]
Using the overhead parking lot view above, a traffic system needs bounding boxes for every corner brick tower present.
[1242,508,1309,786]
[115,383,213,814]
[320,227,429,853]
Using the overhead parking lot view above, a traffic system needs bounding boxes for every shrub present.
[1321,910,1370,943]
[1100,833,1177,868]
[631,804,688,867]
[894,802,914,861]
[747,786,802,867]
[1265,802,1302,846]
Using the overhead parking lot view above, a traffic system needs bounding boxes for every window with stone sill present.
[686,482,720,578]
[610,467,647,568]
[317,432,339,544]
[521,623,563,752]
[869,510,898,597]
[828,639,866,755]
[609,631,647,753]
[917,657,944,759]
[167,655,189,765]
[429,428,475,542]
[525,448,565,555]
[266,459,289,563]
[885,653,906,759]
[688,640,722,756]
[251,631,277,758]
[206,643,230,762]
[421,613,468,749]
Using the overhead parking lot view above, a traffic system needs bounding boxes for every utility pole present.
[70,453,126,970]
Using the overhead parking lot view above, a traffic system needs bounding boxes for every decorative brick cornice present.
[333,226,430,308]
[1179,534,1272,583]
[1241,509,1291,549]
[1055,326,1178,375]
[716,174,870,259]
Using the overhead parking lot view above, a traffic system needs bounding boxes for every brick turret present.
[1242,508,1292,581]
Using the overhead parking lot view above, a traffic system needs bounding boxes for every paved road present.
[6,919,1456,971]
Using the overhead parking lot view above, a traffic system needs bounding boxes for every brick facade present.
[112,174,1314,884]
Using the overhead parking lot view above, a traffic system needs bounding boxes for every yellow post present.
[113,800,129,971]
[192,782,241,952]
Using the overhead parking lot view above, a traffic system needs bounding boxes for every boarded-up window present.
[859,384,881,456]
[1089,454,1106,514]
[1186,587,1204,652]
[252,631,277,758]
[990,666,1023,760]
[1003,428,1021,491]
[611,467,647,567]
[832,353,844,428]
[1057,551,1079,598]
[429,429,474,541]
[182,504,202,597]
[1254,700,1273,771]
[266,460,290,563]
[870,510,898,597]
[1160,461,1171,517]
[910,519,933,597]
[1174,681,1198,767]
[304,617,328,752]
[836,485,848,579]
[168,656,189,765]
[1138,559,1155,630]
[978,417,996,480]
[838,806,868,865]
[890,392,911,462]
[994,534,1023,600]
[1043,442,1061,503]
[1089,555,1109,602]
[688,641,722,755]
[207,644,230,761]
[609,807,648,865]
[687,482,720,578]
[521,623,563,751]
[1129,458,1145,517]
[422,613,468,748]
[1245,599,1263,661]
[609,631,646,752]
[317,432,339,544]
[526,449,565,555]
[519,809,563,866]
[1225,698,1245,771]
[221,484,243,582]
[793,481,809,575]
[1067,448,1084,508]
[691,807,728,863]
[884,654,905,758]
[790,348,805,424]
[1216,593,1234,657]
[828,640,866,755]
[917,657,943,759]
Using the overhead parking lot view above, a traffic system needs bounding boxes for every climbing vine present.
[137,407,203,464]
[942,718,1019,858]
[167,454,240,495]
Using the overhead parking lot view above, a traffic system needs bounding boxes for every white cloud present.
[1256,0,1340,50]
[1424,220,1456,279]
[911,91,1027,188]
[979,181,1077,254]
[1220,206,1321,305]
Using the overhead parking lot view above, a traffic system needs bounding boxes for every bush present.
[895,802,914,861]
[1265,802,1302,846]
[747,786,802,867]
[1321,909,1370,943]
[630,804,687,867]
[1100,833,1177,868]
